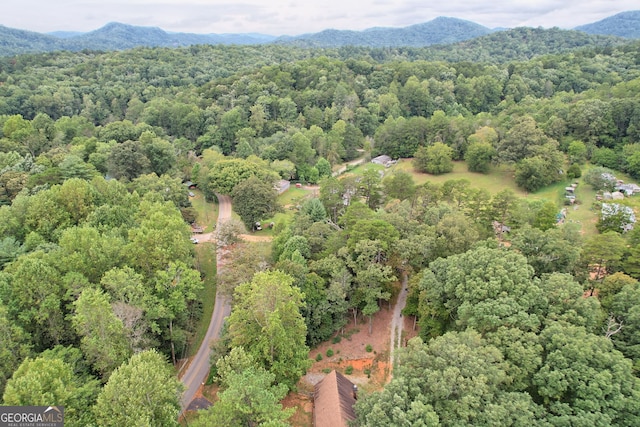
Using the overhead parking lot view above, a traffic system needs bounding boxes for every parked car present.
[190,237,199,244]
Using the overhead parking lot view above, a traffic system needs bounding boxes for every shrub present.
[345,365,353,375]
[315,353,323,362]
[326,348,334,357]
[322,368,331,374]
[332,335,342,344]
[566,163,582,179]
[365,344,373,353]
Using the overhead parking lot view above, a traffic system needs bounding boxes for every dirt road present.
[389,273,409,370]
[180,194,232,412]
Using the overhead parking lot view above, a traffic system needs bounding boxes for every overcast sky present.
[2,0,637,35]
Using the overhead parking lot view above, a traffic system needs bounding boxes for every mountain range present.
[0,10,638,57]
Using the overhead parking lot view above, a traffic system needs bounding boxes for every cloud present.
[1,0,638,34]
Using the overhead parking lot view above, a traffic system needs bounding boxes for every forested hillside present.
[274,17,494,48]
[0,11,637,57]
[576,10,640,39]
[2,30,640,426]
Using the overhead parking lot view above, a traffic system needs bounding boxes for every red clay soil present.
[284,301,420,426]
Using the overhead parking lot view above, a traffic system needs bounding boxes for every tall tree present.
[231,176,280,230]
[72,288,131,380]
[355,331,543,426]
[0,304,31,396]
[193,347,293,427]
[93,349,183,427]
[3,355,99,427]
[533,322,640,425]
[227,270,311,390]
[413,142,454,174]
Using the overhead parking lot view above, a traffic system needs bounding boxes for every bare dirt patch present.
[240,234,273,242]
[305,304,395,391]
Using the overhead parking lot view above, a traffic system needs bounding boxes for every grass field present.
[389,159,608,238]
[393,160,529,196]
[189,189,219,232]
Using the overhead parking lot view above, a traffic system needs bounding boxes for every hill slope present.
[424,27,629,62]
[276,17,495,47]
[0,25,67,56]
[575,11,640,39]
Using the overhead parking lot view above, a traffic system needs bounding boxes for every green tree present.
[2,252,68,348]
[413,142,454,174]
[418,246,543,337]
[0,304,31,396]
[497,115,550,164]
[319,176,345,223]
[130,173,190,208]
[231,176,280,230]
[532,200,558,231]
[3,355,99,427]
[357,167,384,210]
[382,170,416,201]
[355,331,543,426]
[315,157,332,178]
[300,198,327,222]
[72,288,131,380]
[567,140,588,165]
[465,141,496,174]
[610,282,640,370]
[227,270,311,390]
[204,157,278,197]
[193,347,293,427]
[511,225,581,276]
[93,350,183,427]
[534,322,640,425]
[125,200,192,277]
[107,140,150,181]
[581,232,627,286]
[139,131,177,176]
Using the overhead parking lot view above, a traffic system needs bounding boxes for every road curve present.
[180,194,233,412]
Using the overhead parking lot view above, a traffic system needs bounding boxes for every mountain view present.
[2,5,640,427]
[0,11,638,56]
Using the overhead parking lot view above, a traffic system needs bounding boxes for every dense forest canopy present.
[1,29,640,425]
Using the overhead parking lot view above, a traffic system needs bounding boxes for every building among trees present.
[313,370,357,427]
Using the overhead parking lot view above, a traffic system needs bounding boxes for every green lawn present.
[390,159,605,238]
[189,189,219,232]
[252,186,319,237]
[279,186,317,207]
[392,160,528,196]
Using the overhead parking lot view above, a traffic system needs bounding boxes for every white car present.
[190,237,199,244]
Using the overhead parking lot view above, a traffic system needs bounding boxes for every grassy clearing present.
[342,162,386,178]
[280,186,317,207]
[391,159,607,238]
[189,189,219,232]
[252,186,318,237]
[392,160,528,196]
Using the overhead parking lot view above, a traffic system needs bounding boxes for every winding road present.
[180,194,232,412]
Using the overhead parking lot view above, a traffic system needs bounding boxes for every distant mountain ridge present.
[274,17,495,47]
[575,11,640,39]
[0,22,277,56]
[0,11,637,56]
